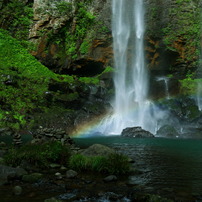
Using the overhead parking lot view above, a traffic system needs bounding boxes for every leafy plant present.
[0,0,33,42]
[0,29,57,130]
[4,141,71,168]
[68,153,131,175]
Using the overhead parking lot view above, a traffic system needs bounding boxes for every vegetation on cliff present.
[0,28,112,131]
[0,28,57,130]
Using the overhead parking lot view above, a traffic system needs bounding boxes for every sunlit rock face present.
[29,0,201,86]
[29,0,113,75]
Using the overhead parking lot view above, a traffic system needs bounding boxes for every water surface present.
[74,136,202,200]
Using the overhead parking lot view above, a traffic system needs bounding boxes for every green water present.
[74,136,202,200]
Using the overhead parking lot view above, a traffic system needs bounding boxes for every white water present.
[95,0,166,135]
[156,76,170,99]
[196,52,202,110]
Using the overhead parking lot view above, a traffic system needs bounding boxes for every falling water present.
[196,48,202,111]
[96,0,163,135]
[197,82,202,111]
[156,76,170,99]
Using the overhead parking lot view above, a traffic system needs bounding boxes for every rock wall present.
[29,0,113,75]
[145,0,202,98]
[1,0,200,97]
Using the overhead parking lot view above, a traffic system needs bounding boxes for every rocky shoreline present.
[0,132,176,202]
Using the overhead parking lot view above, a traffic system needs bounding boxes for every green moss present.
[55,1,72,15]
[78,66,114,85]
[49,2,96,60]
[179,78,200,95]
[79,77,99,85]
[161,1,201,68]
[0,29,58,129]
[0,0,34,44]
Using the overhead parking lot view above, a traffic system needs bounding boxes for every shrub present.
[68,153,131,175]
[4,141,71,168]
[105,153,131,175]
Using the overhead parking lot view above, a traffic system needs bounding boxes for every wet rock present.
[0,142,6,147]
[22,173,43,183]
[55,172,62,180]
[66,170,77,179]
[156,125,180,138]
[81,144,115,156]
[0,157,4,165]
[127,176,138,186]
[138,194,174,202]
[32,128,74,145]
[103,175,117,182]
[60,166,67,171]
[13,186,22,196]
[49,163,61,169]
[0,165,27,184]
[44,197,62,202]
[121,127,155,138]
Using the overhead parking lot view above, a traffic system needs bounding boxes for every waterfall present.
[197,46,202,110]
[197,81,202,111]
[156,76,170,99]
[96,0,162,135]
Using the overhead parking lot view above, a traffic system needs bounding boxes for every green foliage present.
[51,2,96,60]
[0,29,57,129]
[179,78,199,95]
[0,0,33,42]
[78,77,99,85]
[4,141,71,168]
[55,1,72,15]
[78,66,114,85]
[79,39,90,54]
[161,1,201,68]
[69,153,131,175]
[105,153,131,175]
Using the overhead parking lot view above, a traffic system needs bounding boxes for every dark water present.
[74,136,202,200]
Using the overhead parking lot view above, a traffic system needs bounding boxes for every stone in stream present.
[22,173,43,183]
[103,175,117,182]
[0,165,27,185]
[81,144,115,156]
[121,127,154,138]
[55,172,63,180]
[66,170,77,179]
[13,186,22,195]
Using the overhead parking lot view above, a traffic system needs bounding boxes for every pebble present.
[13,186,22,195]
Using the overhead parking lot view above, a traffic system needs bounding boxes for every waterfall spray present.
[95,0,158,135]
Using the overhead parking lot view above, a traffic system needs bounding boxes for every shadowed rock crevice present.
[61,59,105,77]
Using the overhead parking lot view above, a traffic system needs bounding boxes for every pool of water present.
[74,136,202,200]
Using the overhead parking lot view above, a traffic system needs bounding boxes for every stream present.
[74,136,202,201]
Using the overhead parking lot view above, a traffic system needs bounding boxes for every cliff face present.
[145,0,201,97]
[1,0,201,96]
[146,0,201,73]
[1,0,202,134]
[29,0,113,76]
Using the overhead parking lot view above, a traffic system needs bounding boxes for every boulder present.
[0,165,27,185]
[156,125,180,138]
[121,127,155,138]
[103,175,117,182]
[13,186,22,196]
[66,170,77,179]
[81,144,115,157]
[22,173,43,183]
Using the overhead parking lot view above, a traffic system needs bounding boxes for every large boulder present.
[0,165,27,185]
[81,144,115,157]
[121,127,155,138]
[156,125,180,138]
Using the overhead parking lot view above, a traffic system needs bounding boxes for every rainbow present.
[70,113,108,138]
